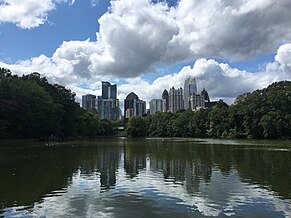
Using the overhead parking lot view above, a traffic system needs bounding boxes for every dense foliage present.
[126,81,291,139]
[0,68,114,139]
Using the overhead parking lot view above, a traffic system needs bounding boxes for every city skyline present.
[0,0,290,109]
[82,77,214,118]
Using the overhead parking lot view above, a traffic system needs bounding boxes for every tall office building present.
[82,94,96,110]
[189,94,205,110]
[149,99,166,115]
[136,100,146,116]
[124,92,146,119]
[169,87,183,113]
[201,88,210,103]
[162,89,169,112]
[102,81,117,99]
[124,92,139,119]
[184,78,198,109]
[98,81,119,120]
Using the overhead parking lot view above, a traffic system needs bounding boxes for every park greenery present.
[0,68,114,139]
[1,67,290,140]
[126,81,291,139]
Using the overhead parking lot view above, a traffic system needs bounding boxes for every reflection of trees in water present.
[124,141,147,178]
[125,139,291,199]
[231,147,291,199]
[146,141,213,195]
[0,145,82,209]
[1,138,290,212]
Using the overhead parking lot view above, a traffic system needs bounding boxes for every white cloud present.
[1,0,291,108]
[116,53,290,107]
[0,0,75,29]
[3,0,291,76]
[275,43,291,74]
[1,43,291,108]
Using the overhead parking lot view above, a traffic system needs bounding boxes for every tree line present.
[126,81,291,139]
[0,68,115,139]
[1,67,290,140]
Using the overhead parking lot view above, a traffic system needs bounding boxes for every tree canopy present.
[0,68,114,139]
[126,81,291,139]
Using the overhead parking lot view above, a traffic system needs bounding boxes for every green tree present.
[126,116,147,137]
[79,109,102,137]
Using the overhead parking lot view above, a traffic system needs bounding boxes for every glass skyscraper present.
[102,81,117,99]
[98,81,119,120]
[184,78,198,109]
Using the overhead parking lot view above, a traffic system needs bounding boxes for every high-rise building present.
[184,78,198,109]
[136,100,146,116]
[149,99,166,115]
[98,82,119,120]
[124,92,139,119]
[201,88,210,102]
[102,81,117,99]
[189,94,205,110]
[82,94,96,110]
[169,87,183,113]
[162,89,169,112]
[124,92,146,119]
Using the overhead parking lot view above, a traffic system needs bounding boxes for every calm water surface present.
[0,138,290,217]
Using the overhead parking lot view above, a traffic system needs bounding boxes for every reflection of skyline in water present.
[0,138,290,217]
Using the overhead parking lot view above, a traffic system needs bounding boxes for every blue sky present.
[0,0,290,105]
[0,0,109,62]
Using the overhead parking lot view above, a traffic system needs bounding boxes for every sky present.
[0,0,291,108]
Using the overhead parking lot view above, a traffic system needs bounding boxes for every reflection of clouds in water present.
[4,154,291,217]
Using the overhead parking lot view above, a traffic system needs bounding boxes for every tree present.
[126,116,147,137]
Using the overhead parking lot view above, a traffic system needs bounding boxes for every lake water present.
[0,137,290,217]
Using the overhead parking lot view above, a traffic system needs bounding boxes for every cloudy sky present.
[0,0,291,107]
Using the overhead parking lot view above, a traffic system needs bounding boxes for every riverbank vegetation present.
[126,81,291,139]
[0,68,114,139]
[1,67,290,140]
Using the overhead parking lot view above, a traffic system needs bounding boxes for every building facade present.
[98,81,119,120]
[184,78,198,109]
[162,89,169,112]
[102,81,117,99]
[124,92,146,119]
[189,94,205,110]
[82,94,96,110]
[149,99,166,115]
[169,87,183,113]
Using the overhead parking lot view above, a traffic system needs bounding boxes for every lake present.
[0,137,290,217]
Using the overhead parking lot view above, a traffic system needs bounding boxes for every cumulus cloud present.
[1,0,291,107]
[88,0,291,76]
[1,43,291,108]
[170,0,291,60]
[3,0,291,76]
[0,0,75,28]
[116,52,290,107]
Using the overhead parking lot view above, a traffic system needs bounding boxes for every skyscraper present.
[201,88,210,103]
[149,99,166,115]
[82,94,96,110]
[102,81,117,99]
[124,92,139,119]
[189,94,205,110]
[162,89,169,112]
[169,87,183,113]
[136,100,146,116]
[98,81,119,120]
[184,78,198,109]
[124,92,146,119]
